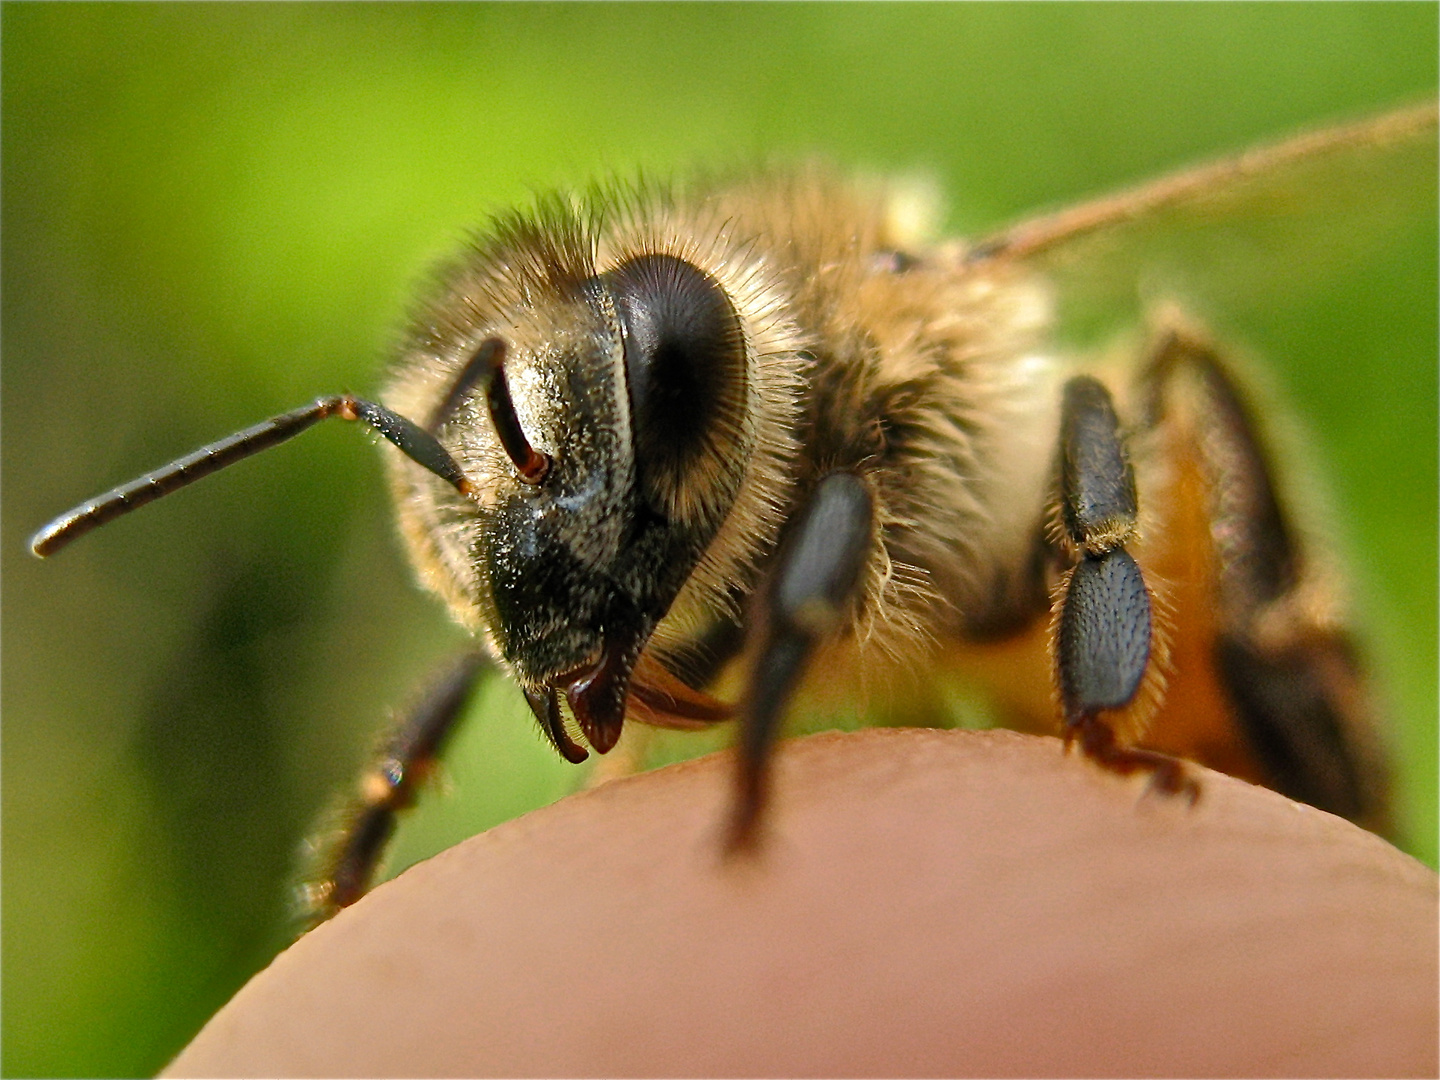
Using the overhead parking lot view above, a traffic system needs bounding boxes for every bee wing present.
[971,101,1437,341]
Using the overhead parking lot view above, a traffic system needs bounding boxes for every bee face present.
[383,204,765,752]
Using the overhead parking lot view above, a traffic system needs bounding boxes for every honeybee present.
[31,102,1436,922]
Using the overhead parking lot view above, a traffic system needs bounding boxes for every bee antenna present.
[434,337,550,485]
[29,395,474,558]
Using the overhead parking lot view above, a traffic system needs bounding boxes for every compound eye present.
[432,338,549,485]
[605,253,747,525]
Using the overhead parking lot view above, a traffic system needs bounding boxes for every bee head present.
[387,221,754,757]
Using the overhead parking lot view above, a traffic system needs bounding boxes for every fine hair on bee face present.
[31,102,1434,924]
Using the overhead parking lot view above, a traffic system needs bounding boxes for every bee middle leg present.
[1054,375,1198,800]
[729,472,875,849]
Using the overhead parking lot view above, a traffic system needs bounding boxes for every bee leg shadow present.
[727,472,875,852]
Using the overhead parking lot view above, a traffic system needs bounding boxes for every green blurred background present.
[3,4,1435,1075]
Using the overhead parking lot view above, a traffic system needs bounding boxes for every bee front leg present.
[1055,376,1197,799]
[299,650,488,925]
[729,473,875,850]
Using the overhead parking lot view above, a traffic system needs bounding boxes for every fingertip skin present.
[166,728,1438,1080]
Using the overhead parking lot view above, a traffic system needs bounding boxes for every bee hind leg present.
[1139,325,1386,829]
[728,472,875,851]
[1054,375,1197,799]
